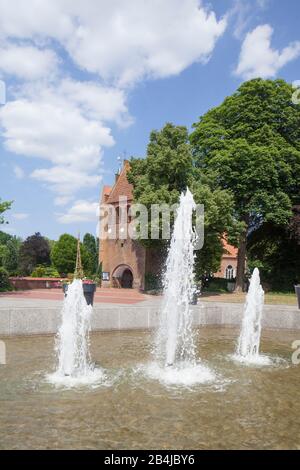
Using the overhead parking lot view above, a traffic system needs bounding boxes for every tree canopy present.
[19,232,51,275]
[190,78,300,290]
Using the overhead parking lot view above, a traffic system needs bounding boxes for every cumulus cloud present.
[0,80,123,198]
[0,43,59,80]
[56,199,98,224]
[0,0,226,87]
[0,0,226,207]
[235,24,300,79]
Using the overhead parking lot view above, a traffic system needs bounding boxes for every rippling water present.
[0,327,299,449]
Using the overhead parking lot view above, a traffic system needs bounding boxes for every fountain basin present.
[0,302,300,336]
[0,327,299,449]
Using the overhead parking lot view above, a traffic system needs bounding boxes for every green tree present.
[19,232,51,275]
[0,267,11,291]
[190,79,300,291]
[0,199,13,225]
[83,233,98,274]
[51,234,92,276]
[3,237,21,274]
[128,123,236,278]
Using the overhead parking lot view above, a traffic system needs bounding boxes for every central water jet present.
[154,188,197,367]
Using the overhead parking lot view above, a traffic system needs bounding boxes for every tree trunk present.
[234,226,247,293]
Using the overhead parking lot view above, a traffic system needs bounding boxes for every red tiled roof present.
[106,160,133,204]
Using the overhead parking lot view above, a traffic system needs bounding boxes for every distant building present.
[99,161,238,289]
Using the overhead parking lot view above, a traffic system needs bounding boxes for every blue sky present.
[0,0,300,241]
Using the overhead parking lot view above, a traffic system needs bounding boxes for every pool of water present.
[0,327,299,449]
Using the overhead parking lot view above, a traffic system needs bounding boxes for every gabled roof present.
[106,160,133,204]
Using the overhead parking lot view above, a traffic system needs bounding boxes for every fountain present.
[146,188,215,386]
[234,267,269,364]
[48,237,103,386]
[154,188,197,366]
[55,278,93,377]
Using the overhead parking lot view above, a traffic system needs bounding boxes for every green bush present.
[31,264,60,278]
[0,267,12,291]
[203,277,232,293]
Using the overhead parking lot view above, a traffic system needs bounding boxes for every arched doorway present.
[121,269,133,288]
[112,264,134,288]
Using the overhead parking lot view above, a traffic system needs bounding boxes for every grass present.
[201,290,298,306]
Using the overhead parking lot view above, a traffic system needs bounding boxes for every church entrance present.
[121,269,133,288]
[112,264,134,289]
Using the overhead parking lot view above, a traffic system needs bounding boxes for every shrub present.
[0,267,12,291]
[203,277,231,293]
[31,265,60,278]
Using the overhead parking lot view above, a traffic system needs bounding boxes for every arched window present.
[225,265,234,279]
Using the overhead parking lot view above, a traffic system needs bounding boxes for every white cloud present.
[0,81,121,198]
[235,24,300,79]
[13,164,25,179]
[31,166,102,196]
[12,212,28,220]
[57,199,98,224]
[0,0,226,87]
[0,0,227,207]
[0,43,59,80]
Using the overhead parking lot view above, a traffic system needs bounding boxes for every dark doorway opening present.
[121,269,133,288]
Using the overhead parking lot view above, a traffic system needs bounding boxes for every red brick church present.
[99,161,237,289]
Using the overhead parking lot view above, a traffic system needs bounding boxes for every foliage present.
[2,237,21,274]
[202,277,229,293]
[128,123,237,277]
[0,199,13,225]
[51,234,93,276]
[0,267,12,291]
[0,230,13,245]
[190,78,300,288]
[31,264,60,278]
[19,232,51,275]
[247,222,300,291]
[83,233,98,274]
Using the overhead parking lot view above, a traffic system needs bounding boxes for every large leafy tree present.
[19,232,51,275]
[190,79,300,291]
[51,234,93,276]
[128,123,236,278]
